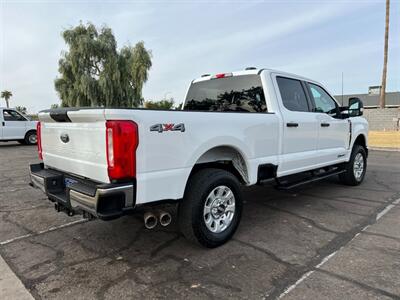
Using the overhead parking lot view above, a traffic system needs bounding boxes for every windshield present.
[184,75,267,113]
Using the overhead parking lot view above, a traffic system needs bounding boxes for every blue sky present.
[0,0,399,113]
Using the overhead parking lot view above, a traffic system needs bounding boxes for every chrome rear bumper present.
[29,163,135,220]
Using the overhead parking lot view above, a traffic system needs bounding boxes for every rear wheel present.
[339,144,367,186]
[25,131,37,145]
[178,168,243,248]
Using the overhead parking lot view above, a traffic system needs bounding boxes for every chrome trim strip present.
[97,185,134,207]
[70,190,96,209]
[30,173,45,193]
[30,166,134,217]
[69,184,134,215]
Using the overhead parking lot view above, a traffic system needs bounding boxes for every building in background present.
[368,85,382,95]
[334,87,400,131]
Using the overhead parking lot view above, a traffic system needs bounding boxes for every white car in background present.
[0,107,38,145]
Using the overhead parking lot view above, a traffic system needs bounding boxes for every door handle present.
[321,123,330,127]
[1,121,4,126]
[286,122,299,127]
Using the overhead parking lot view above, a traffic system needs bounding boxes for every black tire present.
[24,131,37,145]
[18,140,26,145]
[339,144,367,186]
[178,168,243,248]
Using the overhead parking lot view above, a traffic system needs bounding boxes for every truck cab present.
[0,107,38,145]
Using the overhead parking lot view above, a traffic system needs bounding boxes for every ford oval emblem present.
[60,133,70,143]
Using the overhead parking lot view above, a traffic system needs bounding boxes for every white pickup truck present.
[0,107,38,145]
[29,68,368,247]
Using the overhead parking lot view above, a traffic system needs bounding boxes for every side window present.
[276,77,309,112]
[3,110,26,121]
[308,83,338,115]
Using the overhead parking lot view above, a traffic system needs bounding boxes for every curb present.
[0,255,34,300]
[369,147,400,152]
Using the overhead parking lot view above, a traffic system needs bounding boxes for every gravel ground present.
[369,131,400,149]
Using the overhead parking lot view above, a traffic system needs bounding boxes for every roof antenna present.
[341,72,344,106]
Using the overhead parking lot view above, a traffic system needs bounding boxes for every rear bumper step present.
[29,163,135,220]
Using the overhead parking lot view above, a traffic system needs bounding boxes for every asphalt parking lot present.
[0,142,399,299]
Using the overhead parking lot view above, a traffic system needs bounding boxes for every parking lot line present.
[376,197,400,221]
[277,196,400,299]
[0,218,88,246]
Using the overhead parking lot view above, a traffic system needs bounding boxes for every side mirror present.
[348,97,364,117]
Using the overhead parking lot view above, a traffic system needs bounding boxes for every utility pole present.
[379,0,390,109]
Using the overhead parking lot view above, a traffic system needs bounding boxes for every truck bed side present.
[38,108,280,204]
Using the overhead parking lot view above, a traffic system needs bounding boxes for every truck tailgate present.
[39,109,109,183]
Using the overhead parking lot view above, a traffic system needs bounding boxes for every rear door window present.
[184,75,267,112]
[276,77,310,112]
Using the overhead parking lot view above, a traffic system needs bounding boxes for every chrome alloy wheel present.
[203,185,235,233]
[353,152,364,181]
[28,133,37,144]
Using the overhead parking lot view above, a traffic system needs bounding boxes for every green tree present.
[1,90,12,108]
[144,98,175,110]
[54,22,152,108]
[15,106,27,114]
[50,104,60,109]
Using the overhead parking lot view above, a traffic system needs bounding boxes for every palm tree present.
[379,0,390,109]
[15,106,27,114]
[1,90,12,108]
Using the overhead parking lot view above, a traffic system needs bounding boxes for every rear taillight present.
[106,120,139,181]
[37,122,43,160]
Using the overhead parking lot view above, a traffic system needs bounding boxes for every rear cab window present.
[184,75,267,113]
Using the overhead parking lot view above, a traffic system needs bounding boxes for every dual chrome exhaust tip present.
[144,210,172,229]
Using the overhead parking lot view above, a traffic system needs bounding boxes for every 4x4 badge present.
[150,123,185,133]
